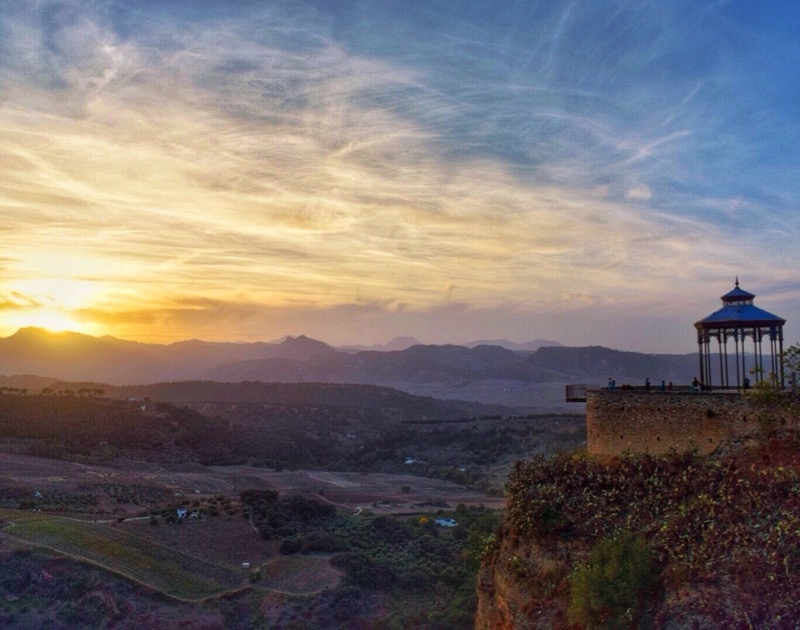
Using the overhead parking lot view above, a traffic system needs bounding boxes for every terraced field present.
[1,513,244,600]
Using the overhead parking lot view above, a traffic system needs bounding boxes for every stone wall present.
[586,389,767,457]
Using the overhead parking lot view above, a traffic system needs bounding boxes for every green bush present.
[567,530,661,628]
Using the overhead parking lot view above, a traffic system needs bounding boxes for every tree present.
[568,530,661,628]
[782,343,800,381]
[747,366,783,440]
[781,343,800,441]
[747,343,800,442]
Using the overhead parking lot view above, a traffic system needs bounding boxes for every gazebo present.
[694,278,785,389]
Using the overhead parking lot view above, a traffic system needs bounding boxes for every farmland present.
[2,515,243,600]
[0,451,504,627]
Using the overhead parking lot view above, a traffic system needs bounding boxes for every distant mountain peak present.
[463,338,563,351]
[8,327,92,343]
[383,336,422,351]
[281,334,321,344]
[277,335,337,358]
[336,337,424,352]
[12,326,63,337]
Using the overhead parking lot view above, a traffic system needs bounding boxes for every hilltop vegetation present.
[478,438,800,628]
[0,392,217,462]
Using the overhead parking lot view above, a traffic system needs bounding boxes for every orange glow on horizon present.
[5,309,91,336]
[0,278,104,337]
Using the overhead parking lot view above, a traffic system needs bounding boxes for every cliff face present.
[475,531,570,629]
[475,440,800,629]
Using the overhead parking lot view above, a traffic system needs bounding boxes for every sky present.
[1,0,799,353]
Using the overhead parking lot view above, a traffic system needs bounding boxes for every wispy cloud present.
[1,0,798,350]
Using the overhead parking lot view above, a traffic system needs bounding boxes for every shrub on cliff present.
[567,530,661,628]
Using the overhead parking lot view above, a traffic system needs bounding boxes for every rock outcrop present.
[475,530,570,629]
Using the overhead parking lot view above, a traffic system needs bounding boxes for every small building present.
[434,518,458,527]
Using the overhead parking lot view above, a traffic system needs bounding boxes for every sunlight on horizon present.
[2,278,102,337]
[5,309,92,336]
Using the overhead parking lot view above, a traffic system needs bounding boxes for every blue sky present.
[1,0,798,352]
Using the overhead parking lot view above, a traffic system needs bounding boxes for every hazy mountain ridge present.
[202,344,698,392]
[527,345,697,384]
[463,338,562,351]
[0,329,699,406]
[206,344,547,384]
[0,328,338,384]
[342,337,562,352]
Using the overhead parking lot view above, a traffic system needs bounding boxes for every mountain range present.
[0,328,699,408]
[340,336,562,352]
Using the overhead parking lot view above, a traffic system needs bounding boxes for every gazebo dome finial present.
[735,275,739,288]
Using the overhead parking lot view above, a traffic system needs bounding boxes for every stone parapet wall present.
[586,389,766,457]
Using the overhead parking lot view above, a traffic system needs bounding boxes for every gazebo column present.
[722,336,729,387]
[754,327,762,383]
[769,328,778,385]
[697,332,705,386]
